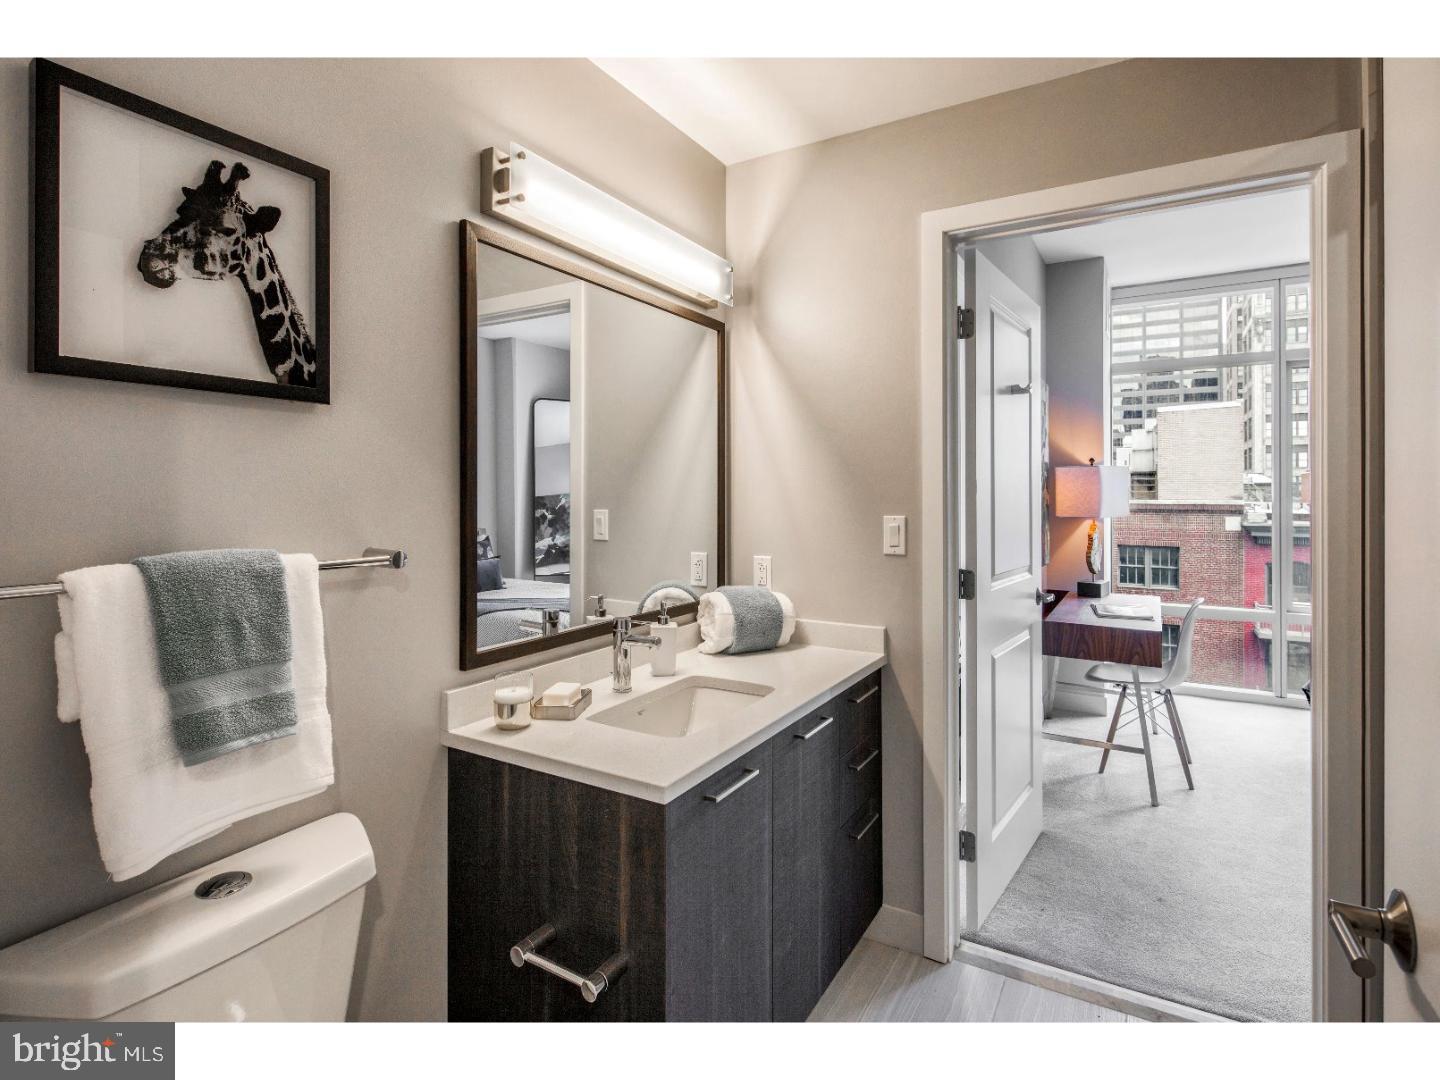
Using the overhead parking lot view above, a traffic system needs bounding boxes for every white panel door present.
[963,251,1045,929]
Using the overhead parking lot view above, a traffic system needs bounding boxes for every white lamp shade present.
[1055,464,1130,519]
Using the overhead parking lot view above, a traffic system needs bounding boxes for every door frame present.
[918,131,1371,1021]
[474,282,587,620]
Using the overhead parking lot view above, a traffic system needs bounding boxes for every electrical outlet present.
[689,551,708,588]
[593,509,609,542]
[754,554,772,589]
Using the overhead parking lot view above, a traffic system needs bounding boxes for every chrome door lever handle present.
[1036,589,1056,606]
[1326,889,1418,978]
[1003,382,1033,394]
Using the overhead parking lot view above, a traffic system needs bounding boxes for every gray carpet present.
[963,694,1312,1022]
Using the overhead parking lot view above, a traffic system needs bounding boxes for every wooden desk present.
[1043,593,1163,669]
[1041,591,1172,806]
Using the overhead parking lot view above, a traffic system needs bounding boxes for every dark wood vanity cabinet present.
[448,669,882,1022]
[771,668,883,1020]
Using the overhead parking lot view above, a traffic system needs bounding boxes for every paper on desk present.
[1090,602,1154,621]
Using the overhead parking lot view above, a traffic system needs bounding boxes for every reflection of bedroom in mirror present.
[461,222,726,669]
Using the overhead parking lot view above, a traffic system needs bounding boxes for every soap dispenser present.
[651,599,678,677]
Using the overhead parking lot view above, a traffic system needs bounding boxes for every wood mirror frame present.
[459,220,727,670]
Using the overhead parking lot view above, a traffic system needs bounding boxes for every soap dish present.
[529,687,593,721]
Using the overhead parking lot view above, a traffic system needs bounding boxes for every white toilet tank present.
[0,813,374,1022]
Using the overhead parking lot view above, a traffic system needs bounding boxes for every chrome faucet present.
[611,616,660,693]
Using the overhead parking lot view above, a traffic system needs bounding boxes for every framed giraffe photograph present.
[30,59,330,402]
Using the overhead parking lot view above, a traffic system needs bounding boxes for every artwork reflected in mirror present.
[462,223,725,667]
[532,399,571,581]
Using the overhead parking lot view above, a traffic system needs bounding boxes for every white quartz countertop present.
[442,620,885,803]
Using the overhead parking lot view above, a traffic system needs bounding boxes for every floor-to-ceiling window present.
[1109,266,1311,701]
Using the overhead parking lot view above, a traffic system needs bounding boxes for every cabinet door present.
[664,742,773,1021]
[771,705,844,1021]
[448,750,668,1022]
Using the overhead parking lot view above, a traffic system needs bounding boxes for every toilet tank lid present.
[0,813,374,1019]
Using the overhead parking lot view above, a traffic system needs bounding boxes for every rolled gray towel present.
[698,586,797,655]
[133,548,297,765]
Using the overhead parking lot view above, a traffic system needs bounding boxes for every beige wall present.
[0,58,723,1020]
[725,58,1361,919]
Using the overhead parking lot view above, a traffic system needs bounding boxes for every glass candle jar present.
[492,670,534,731]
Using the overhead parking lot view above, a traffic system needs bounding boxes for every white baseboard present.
[1049,681,1108,716]
[863,904,924,954]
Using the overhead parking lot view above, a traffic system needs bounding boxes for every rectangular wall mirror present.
[460,221,727,669]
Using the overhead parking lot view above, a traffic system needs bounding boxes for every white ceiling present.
[1031,187,1311,287]
[477,312,571,351]
[591,58,1118,165]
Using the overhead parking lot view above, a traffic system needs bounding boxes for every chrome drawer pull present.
[705,767,760,803]
[849,810,880,841]
[849,747,879,773]
[847,685,879,705]
[509,923,629,1004]
[796,715,835,741]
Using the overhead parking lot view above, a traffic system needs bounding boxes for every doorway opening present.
[919,133,1368,1024]
[474,295,578,648]
[963,190,1312,1021]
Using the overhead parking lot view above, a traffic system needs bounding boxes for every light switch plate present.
[689,551,708,588]
[593,509,609,541]
[883,515,907,555]
[753,554,772,589]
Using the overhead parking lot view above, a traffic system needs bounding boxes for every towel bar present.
[0,548,408,602]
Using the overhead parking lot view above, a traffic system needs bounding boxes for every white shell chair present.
[1082,597,1204,791]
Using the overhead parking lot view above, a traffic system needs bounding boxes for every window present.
[1265,561,1313,607]
[1110,268,1312,699]
[1162,624,1180,667]
[1118,544,1180,589]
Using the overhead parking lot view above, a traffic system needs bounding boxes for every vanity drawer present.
[834,798,883,960]
[840,736,881,818]
[837,670,881,759]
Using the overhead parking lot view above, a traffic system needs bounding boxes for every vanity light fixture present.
[481,144,734,308]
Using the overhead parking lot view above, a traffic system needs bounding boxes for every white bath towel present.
[698,588,796,655]
[640,586,698,614]
[55,553,334,881]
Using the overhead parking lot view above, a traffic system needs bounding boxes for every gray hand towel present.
[717,585,785,654]
[133,549,297,766]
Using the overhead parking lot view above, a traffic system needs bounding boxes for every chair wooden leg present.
[1163,689,1194,790]
[1098,684,1127,774]
[1165,689,1194,766]
[1132,668,1159,807]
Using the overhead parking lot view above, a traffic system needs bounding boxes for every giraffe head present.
[137,160,280,289]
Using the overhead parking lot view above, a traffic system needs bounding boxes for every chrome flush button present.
[194,870,253,899]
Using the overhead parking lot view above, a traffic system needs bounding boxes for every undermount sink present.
[592,676,774,738]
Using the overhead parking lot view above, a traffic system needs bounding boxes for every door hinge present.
[956,306,975,340]
[958,568,976,601]
[958,831,976,863]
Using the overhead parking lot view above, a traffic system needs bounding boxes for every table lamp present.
[1055,458,1131,598]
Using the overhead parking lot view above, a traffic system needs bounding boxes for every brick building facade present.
[1110,501,1252,687]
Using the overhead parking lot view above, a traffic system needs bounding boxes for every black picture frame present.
[30,58,331,403]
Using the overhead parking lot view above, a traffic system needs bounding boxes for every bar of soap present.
[541,681,583,707]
